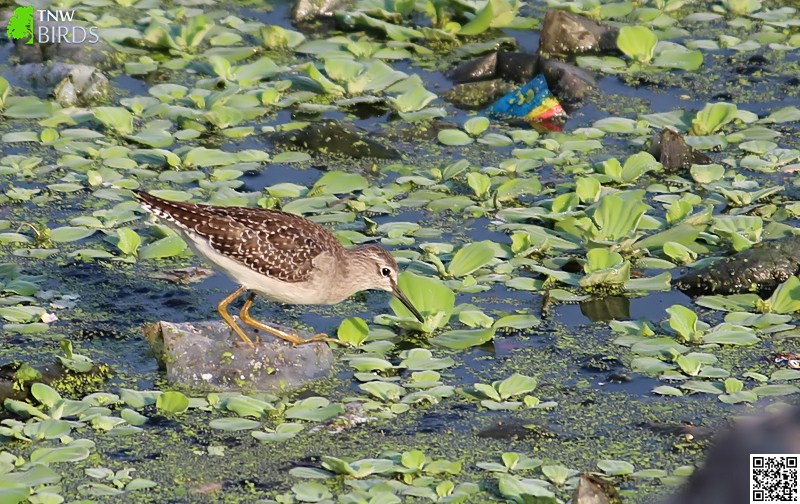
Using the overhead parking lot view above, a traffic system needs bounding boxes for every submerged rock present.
[271,120,401,159]
[675,235,800,296]
[144,320,334,392]
[539,10,618,57]
[443,79,516,109]
[648,128,712,171]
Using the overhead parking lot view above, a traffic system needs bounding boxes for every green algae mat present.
[1,0,800,502]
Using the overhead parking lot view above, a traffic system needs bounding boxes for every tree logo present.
[7,5,35,45]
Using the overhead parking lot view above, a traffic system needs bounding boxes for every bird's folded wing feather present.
[136,193,333,283]
[193,210,327,283]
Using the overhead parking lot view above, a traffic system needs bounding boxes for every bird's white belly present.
[183,230,334,305]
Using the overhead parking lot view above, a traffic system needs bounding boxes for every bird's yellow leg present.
[217,286,253,346]
[239,293,349,347]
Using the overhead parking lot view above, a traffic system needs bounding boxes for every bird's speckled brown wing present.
[134,191,342,283]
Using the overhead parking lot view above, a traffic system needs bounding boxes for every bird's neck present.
[341,246,373,277]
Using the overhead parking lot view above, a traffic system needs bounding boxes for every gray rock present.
[292,0,349,22]
[144,319,334,392]
[14,63,108,106]
[52,65,107,106]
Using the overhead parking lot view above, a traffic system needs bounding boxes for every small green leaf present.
[497,373,538,399]
[337,317,369,346]
[652,385,683,396]
[208,417,262,431]
[464,117,490,137]
[691,102,738,135]
[752,384,800,397]
[466,172,491,199]
[401,450,426,470]
[31,383,61,408]
[430,328,494,349]
[767,276,800,315]
[666,305,699,342]
[438,129,474,146]
[94,107,134,134]
[359,382,406,402]
[116,227,141,256]
[598,459,635,476]
[292,481,332,502]
[50,226,97,243]
[448,241,495,277]
[541,464,572,485]
[30,445,91,464]
[225,395,274,418]
[139,235,187,259]
[311,171,368,195]
[156,391,189,414]
[617,26,658,63]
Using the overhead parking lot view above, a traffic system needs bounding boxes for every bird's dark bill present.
[392,285,425,323]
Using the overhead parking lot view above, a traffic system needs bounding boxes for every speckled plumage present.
[133,190,344,284]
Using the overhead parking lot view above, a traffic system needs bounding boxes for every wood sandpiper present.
[133,190,424,347]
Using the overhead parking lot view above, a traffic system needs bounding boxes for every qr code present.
[751,454,799,503]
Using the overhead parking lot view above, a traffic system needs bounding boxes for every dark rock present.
[675,235,800,296]
[539,10,619,58]
[271,120,401,159]
[648,128,712,172]
[496,52,539,83]
[448,52,499,84]
[449,51,540,84]
[540,58,597,106]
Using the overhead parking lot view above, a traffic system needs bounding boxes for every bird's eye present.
[381,267,392,277]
